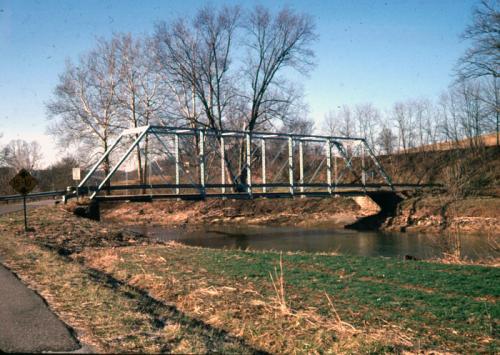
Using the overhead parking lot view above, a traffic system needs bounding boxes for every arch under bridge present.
[71,125,436,204]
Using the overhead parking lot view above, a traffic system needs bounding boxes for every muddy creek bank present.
[100,197,369,228]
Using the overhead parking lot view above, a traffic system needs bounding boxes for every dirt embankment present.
[382,194,500,235]
[100,197,371,228]
[90,192,500,235]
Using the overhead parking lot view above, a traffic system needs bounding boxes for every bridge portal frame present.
[78,125,394,200]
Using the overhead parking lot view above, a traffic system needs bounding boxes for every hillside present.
[381,146,500,197]
[401,133,499,153]
[376,147,500,234]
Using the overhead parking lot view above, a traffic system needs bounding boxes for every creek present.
[128,224,497,260]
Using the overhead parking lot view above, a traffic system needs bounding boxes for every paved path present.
[0,264,81,353]
[0,199,56,215]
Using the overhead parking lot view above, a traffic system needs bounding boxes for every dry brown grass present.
[403,133,499,153]
[0,209,260,353]
[80,244,419,354]
[0,206,496,353]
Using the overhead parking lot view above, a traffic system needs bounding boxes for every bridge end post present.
[88,200,100,221]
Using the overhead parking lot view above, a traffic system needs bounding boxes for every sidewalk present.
[0,263,81,353]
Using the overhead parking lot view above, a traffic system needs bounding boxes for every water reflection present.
[129,224,498,260]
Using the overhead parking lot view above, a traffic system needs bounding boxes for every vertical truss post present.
[148,148,153,196]
[199,130,205,197]
[299,140,304,196]
[326,139,332,194]
[174,134,180,195]
[288,137,294,196]
[261,138,266,193]
[220,136,225,194]
[333,147,338,191]
[246,132,252,197]
[361,142,366,186]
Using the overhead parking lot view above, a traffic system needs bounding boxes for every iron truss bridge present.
[73,125,437,202]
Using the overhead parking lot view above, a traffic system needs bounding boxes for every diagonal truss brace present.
[88,126,150,199]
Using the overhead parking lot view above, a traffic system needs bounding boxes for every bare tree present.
[377,126,397,155]
[47,38,121,183]
[456,0,499,146]
[323,110,340,136]
[481,75,500,145]
[154,5,316,187]
[437,90,463,144]
[154,6,240,131]
[455,79,486,148]
[392,101,418,152]
[243,6,317,132]
[456,0,499,80]
[1,139,42,171]
[323,105,356,137]
[154,6,241,185]
[115,33,169,184]
[354,103,380,150]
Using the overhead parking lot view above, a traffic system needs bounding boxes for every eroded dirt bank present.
[382,194,500,235]
[80,192,499,235]
[100,196,375,228]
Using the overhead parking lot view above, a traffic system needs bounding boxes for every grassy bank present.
[0,206,498,353]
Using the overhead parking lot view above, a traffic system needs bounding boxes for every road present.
[0,198,92,352]
[0,199,57,215]
[0,264,81,352]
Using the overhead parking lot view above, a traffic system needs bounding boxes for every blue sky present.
[0,0,477,166]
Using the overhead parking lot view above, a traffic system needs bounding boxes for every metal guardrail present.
[0,190,66,202]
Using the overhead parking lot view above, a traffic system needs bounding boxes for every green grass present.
[111,246,499,353]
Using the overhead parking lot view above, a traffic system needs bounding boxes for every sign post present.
[73,168,81,201]
[9,169,38,232]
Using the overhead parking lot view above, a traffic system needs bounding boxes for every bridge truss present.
[77,125,395,201]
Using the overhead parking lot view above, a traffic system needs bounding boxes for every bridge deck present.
[93,184,441,202]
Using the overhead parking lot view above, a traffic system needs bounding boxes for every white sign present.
[72,168,81,181]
